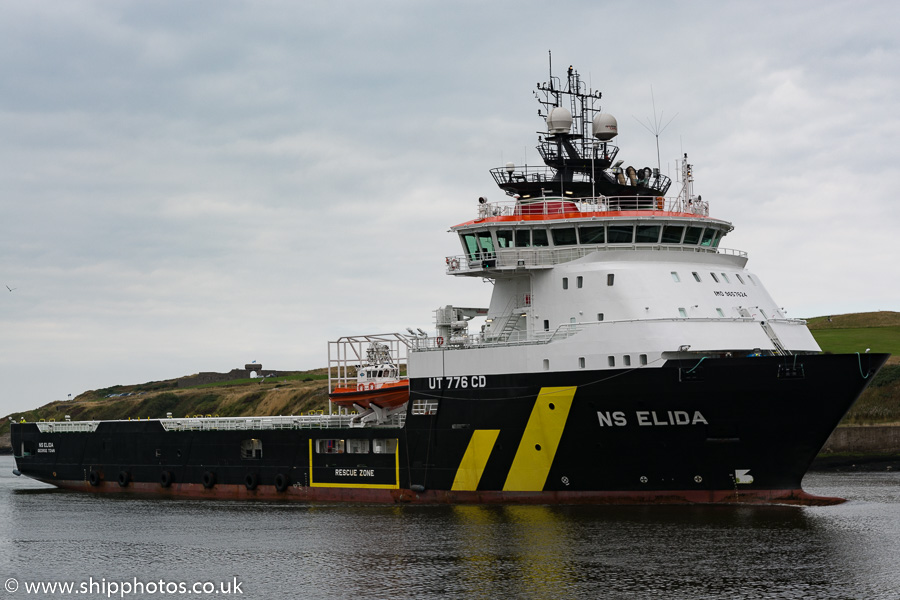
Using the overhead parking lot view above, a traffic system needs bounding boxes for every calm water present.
[2,455,899,599]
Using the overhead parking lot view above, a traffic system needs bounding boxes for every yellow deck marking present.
[451,429,500,491]
[308,439,400,489]
[503,387,576,491]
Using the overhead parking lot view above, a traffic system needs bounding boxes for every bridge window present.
[607,225,634,243]
[683,227,703,245]
[635,225,661,243]
[661,225,685,244]
[578,225,605,244]
[462,233,479,259]
[551,228,577,246]
[478,231,495,255]
[515,229,531,247]
[700,229,716,247]
[532,229,549,247]
[497,230,514,248]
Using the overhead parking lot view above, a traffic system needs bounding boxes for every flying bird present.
[6,285,16,292]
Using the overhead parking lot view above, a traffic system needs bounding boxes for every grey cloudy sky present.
[1,0,898,416]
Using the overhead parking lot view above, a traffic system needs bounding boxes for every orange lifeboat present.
[329,362,409,410]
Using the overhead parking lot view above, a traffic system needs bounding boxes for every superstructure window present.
[678,308,688,317]
[411,398,439,415]
[736,274,745,284]
[607,274,615,286]
[532,229,549,247]
[515,230,531,247]
[597,313,604,321]
[577,276,583,288]
[661,225,685,244]
[241,439,263,459]
[640,354,648,365]
[624,355,632,366]
[562,277,569,290]
[315,439,345,454]
[551,228,577,246]
[683,227,703,245]
[710,272,719,283]
[578,225,605,244]
[635,225,661,243]
[579,357,585,369]
[716,308,725,317]
[720,273,730,283]
[543,359,550,370]
[608,356,616,367]
[543,319,550,331]
[671,271,681,282]
[496,230,514,248]
[373,439,398,454]
[607,225,634,243]
[692,272,701,282]
[747,275,757,286]
[346,439,370,454]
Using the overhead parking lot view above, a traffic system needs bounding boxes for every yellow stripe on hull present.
[451,429,500,491]
[503,386,576,492]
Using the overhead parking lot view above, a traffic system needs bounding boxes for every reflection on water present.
[2,457,899,599]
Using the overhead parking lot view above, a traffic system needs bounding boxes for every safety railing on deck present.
[447,244,747,273]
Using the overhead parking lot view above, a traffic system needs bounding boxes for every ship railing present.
[447,244,747,273]
[411,323,582,352]
[35,421,100,433]
[160,413,405,431]
[475,195,694,219]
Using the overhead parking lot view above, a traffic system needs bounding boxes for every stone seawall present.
[820,425,900,454]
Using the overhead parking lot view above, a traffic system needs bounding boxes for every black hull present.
[11,353,888,505]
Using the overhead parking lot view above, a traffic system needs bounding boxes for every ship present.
[11,62,888,505]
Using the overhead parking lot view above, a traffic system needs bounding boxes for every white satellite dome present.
[592,113,618,140]
[546,107,573,134]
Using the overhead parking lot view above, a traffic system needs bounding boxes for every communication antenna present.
[633,86,677,173]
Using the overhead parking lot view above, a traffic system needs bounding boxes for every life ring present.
[358,384,365,391]
[202,471,216,489]
[449,258,459,270]
[436,336,444,347]
[368,382,376,390]
[89,470,101,487]
[160,470,173,488]
[274,473,289,492]
[244,473,258,491]
[117,470,130,487]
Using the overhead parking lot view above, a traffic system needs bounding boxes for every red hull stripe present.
[38,479,845,506]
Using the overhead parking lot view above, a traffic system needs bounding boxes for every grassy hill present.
[807,311,899,424]
[2,312,898,442]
